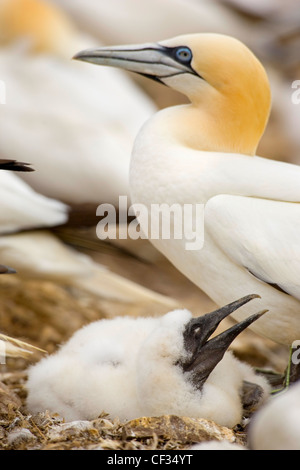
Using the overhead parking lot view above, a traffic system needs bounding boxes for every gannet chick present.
[248,381,300,450]
[75,34,300,346]
[26,295,270,427]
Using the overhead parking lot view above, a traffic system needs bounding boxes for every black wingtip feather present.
[0,159,35,172]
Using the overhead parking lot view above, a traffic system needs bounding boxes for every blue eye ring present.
[175,47,193,64]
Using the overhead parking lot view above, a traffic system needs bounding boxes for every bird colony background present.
[0,0,299,451]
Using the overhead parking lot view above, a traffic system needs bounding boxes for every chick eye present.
[193,326,201,339]
[175,47,192,64]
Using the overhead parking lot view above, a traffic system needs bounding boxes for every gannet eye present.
[175,47,192,64]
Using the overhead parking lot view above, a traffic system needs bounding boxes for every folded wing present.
[205,194,300,300]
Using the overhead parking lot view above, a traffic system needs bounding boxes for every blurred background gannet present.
[0,172,67,234]
[0,0,156,209]
[249,381,300,450]
[50,0,254,46]
[0,160,175,306]
[26,295,270,427]
[0,0,176,309]
[0,230,177,306]
[75,33,300,347]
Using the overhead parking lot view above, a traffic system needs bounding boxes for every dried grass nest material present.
[0,371,247,450]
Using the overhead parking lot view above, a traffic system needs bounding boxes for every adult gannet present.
[26,295,270,427]
[75,33,300,346]
[0,0,156,207]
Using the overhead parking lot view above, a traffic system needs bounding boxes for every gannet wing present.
[195,153,300,203]
[0,172,68,234]
[205,194,300,300]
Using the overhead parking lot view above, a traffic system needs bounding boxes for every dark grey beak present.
[180,294,268,389]
[0,264,17,274]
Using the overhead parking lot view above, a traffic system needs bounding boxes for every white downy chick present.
[249,381,300,450]
[27,295,270,427]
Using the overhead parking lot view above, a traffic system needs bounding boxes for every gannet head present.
[157,294,266,388]
[0,0,75,55]
[75,33,271,155]
[137,294,268,421]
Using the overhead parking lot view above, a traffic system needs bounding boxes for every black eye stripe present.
[160,45,193,66]
[159,45,204,80]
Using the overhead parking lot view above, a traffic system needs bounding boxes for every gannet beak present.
[0,264,17,274]
[181,294,268,389]
[73,42,200,85]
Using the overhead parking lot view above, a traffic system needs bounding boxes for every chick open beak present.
[181,294,268,389]
[73,43,197,84]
